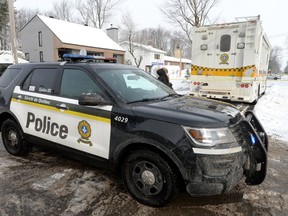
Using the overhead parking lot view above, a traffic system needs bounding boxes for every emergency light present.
[63,54,117,63]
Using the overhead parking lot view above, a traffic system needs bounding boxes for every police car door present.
[11,67,61,141]
[52,67,112,159]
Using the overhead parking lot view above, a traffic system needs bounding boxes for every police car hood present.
[131,96,242,128]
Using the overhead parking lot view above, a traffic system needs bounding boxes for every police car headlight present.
[182,126,236,147]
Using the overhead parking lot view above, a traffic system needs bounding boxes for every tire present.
[122,150,178,207]
[1,119,30,156]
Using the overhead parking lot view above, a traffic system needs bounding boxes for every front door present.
[51,67,112,159]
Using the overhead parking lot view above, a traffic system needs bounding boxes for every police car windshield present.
[95,67,176,104]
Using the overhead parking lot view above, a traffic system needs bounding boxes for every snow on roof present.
[37,15,124,52]
[120,41,166,54]
[164,56,191,64]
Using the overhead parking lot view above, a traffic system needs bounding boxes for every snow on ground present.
[171,76,288,142]
[0,50,28,64]
[254,76,288,142]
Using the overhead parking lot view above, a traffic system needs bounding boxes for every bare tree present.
[269,46,282,74]
[120,25,191,59]
[0,0,9,50]
[15,8,40,31]
[76,0,123,28]
[283,60,288,74]
[161,0,221,43]
[121,13,143,68]
[0,0,8,30]
[49,0,75,22]
[138,27,170,51]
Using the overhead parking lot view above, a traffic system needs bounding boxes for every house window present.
[39,51,44,62]
[25,53,29,61]
[38,31,42,47]
[154,54,160,60]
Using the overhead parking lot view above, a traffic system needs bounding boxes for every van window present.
[220,35,231,52]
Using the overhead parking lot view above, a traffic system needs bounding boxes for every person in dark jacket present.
[157,68,173,88]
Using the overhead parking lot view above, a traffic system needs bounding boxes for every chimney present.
[106,24,119,43]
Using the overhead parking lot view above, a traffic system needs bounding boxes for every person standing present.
[157,68,173,89]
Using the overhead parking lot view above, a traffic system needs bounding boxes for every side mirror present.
[78,93,110,106]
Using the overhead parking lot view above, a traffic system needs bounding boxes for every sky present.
[14,0,288,65]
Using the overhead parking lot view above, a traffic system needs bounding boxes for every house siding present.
[20,15,125,63]
[20,16,55,62]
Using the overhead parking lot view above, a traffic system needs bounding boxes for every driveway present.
[0,137,287,216]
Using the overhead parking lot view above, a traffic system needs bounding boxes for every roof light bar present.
[63,54,117,63]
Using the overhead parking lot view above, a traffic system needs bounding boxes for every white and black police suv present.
[0,54,268,207]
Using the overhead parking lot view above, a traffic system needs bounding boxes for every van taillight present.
[238,83,251,88]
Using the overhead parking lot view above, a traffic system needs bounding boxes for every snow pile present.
[0,50,28,64]
[254,79,288,141]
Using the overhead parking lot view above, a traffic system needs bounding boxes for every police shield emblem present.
[77,120,92,146]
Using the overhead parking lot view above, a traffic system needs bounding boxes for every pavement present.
[0,136,288,216]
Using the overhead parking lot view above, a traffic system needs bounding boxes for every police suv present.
[0,55,268,207]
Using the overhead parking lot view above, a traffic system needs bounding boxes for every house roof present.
[164,56,191,64]
[34,15,124,52]
[120,41,166,54]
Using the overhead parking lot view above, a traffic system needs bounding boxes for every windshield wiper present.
[127,94,180,104]
[159,93,180,101]
[127,98,161,104]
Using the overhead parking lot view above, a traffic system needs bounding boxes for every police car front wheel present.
[122,150,178,207]
[1,119,30,156]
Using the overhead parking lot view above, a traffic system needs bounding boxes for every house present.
[120,41,166,72]
[149,56,191,79]
[164,56,191,71]
[20,15,125,63]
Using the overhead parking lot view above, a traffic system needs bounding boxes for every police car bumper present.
[186,151,246,196]
[185,111,268,196]
[191,92,255,103]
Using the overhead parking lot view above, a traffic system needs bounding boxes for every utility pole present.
[7,0,18,63]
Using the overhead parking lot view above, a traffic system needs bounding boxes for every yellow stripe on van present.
[11,98,111,124]
[191,65,258,77]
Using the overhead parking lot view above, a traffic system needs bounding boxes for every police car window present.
[0,68,21,87]
[60,69,102,99]
[22,68,58,94]
[98,68,172,103]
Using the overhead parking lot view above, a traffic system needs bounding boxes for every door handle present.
[56,103,69,110]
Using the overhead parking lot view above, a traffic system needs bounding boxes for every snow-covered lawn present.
[254,76,288,142]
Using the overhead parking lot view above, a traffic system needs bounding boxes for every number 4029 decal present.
[114,116,128,123]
